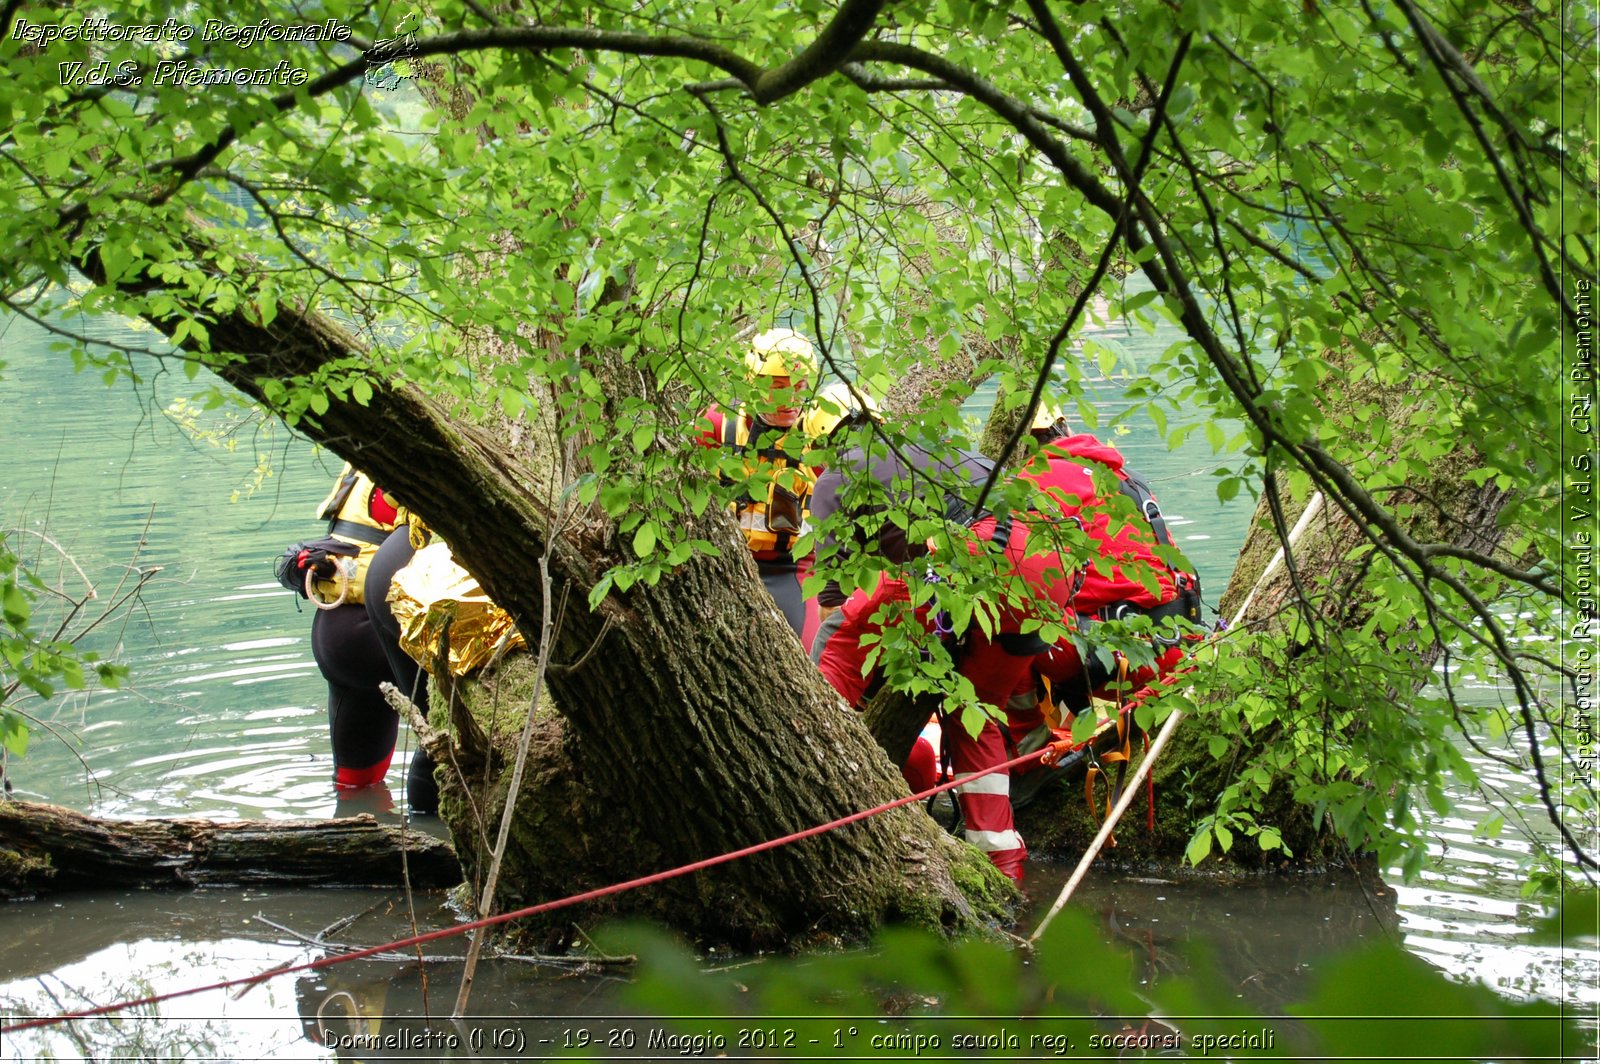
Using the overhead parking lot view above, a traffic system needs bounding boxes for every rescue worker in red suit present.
[699,328,823,650]
[811,407,1075,882]
[1009,410,1202,745]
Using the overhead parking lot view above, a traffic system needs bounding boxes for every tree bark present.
[430,696,1014,952]
[0,800,459,896]
[860,688,942,773]
[422,554,1016,951]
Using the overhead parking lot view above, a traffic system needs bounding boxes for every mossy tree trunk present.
[425,520,1015,950]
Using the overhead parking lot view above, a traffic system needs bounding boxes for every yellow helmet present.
[803,381,882,440]
[744,328,818,379]
[1029,401,1069,437]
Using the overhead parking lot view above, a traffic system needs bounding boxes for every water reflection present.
[1057,868,1401,1013]
[1,309,375,819]
[0,871,1401,1062]
[12,864,1579,1063]
[0,886,631,1063]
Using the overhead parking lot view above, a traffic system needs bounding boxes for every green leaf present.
[1185,827,1213,866]
[60,660,85,690]
[633,522,658,557]
[1,713,28,758]
[587,572,615,610]
[2,582,28,627]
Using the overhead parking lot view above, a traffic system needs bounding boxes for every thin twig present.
[251,915,632,968]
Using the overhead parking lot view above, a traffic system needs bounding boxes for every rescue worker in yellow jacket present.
[698,328,822,649]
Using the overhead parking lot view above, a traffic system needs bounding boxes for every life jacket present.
[309,465,402,605]
[713,409,817,557]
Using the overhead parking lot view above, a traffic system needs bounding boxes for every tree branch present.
[750,0,890,104]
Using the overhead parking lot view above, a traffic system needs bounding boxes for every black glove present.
[274,537,359,597]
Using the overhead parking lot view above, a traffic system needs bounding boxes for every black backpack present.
[1116,468,1204,623]
[1117,469,1174,547]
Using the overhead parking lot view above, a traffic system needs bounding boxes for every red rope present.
[2,746,1049,1035]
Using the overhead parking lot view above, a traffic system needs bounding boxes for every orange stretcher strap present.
[1084,765,1117,849]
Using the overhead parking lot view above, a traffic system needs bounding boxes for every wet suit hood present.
[1043,433,1126,476]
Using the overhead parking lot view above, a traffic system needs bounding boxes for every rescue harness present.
[720,413,815,555]
[279,466,403,607]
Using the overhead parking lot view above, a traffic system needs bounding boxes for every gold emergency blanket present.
[389,542,525,676]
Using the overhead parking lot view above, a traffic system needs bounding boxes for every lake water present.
[0,305,1594,1060]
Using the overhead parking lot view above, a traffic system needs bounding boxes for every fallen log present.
[0,800,460,896]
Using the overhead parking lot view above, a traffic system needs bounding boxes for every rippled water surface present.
[3,311,372,819]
